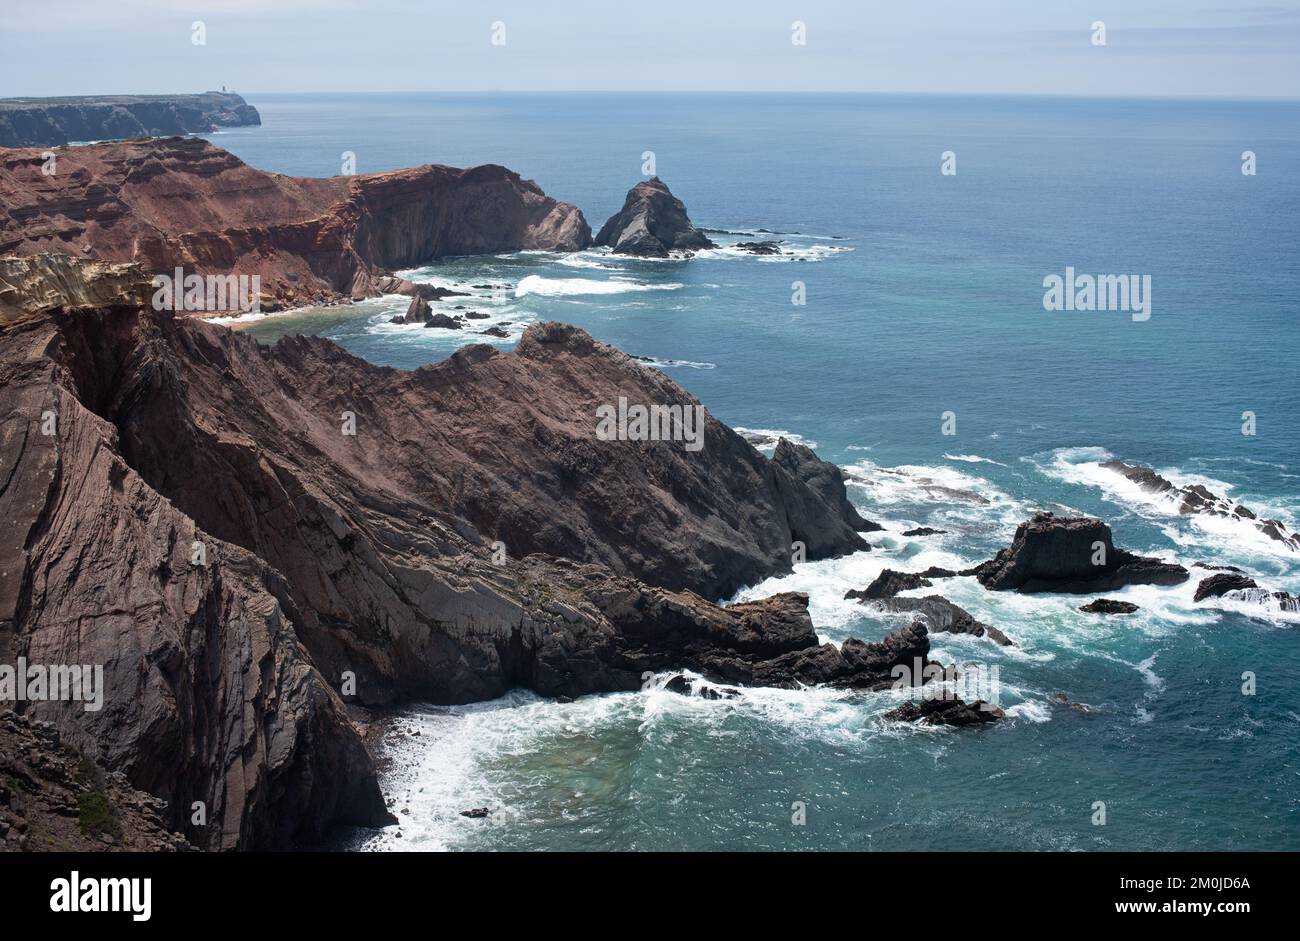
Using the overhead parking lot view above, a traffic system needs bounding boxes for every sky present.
[1,0,1298,99]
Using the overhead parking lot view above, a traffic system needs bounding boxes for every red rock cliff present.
[0,137,591,310]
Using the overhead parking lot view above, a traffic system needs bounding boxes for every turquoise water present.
[211,93,1299,851]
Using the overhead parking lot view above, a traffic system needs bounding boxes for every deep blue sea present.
[208,93,1299,851]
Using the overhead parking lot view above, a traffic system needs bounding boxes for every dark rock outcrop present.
[1100,459,1299,551]
[0,137,591,310]
[771,438,882,541]
[0,92,260,148]
[883,697,1004,726]
[845,569,932,600]
[1079,598,1140,614]
[971,512,1189,594]
[594,177,715,257]
[423,313,461,329]
[395,295,431,324]
[1193,573,1259,602]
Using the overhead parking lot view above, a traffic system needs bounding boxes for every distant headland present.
[0,91,260,147]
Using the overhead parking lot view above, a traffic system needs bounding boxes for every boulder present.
[1193,573,1258,602]
[1079,598,1140,614]
[422,312,461,329]
[845,569,932,600]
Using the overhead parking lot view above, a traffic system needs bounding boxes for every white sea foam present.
[1004,700,1052,724]
[733,427,818,453]
[944,454,1007,466]
[842,457,1032,538]
[556,253,625,270]
[634,356,717,370]
[514,275,684,297]
[692,242,852,263]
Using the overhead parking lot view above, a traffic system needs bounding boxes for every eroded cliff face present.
[0,295,897,848]
[0,138,592,310]
[0,253,153,319]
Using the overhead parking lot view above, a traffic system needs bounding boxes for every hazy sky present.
[2,0,1298,98]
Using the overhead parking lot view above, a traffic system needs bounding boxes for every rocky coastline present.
[2,137,1292,854]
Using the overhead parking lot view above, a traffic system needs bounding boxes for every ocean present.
[206,92,1299,851]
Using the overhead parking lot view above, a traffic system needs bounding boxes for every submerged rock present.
[971,512,1189,594]
[1101,460,1299,551]
[883,697,1004,726]
[733,240,783,255]
[662,675,741,700]
[863,595,1014,647]
[595,177,715,256]
[460,807,490,819]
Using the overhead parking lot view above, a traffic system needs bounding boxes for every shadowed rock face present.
[1,292,889,848]
[595,177,715,256]
[0,92,260,147]
[972,512,1189,594]
[0,138,591,309]
[0,311,393,850]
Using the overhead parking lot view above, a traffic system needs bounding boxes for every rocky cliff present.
[0,272,893,848]
[0,137,592,310]
[0,93,260,148]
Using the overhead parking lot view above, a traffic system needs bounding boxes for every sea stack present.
[595,177,715,256]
